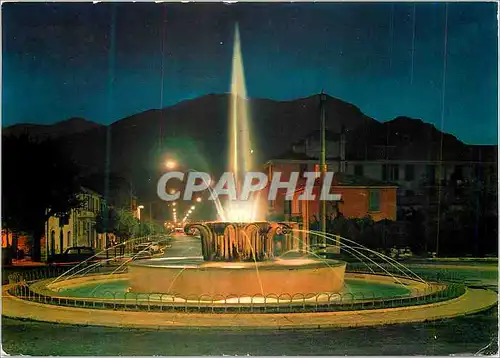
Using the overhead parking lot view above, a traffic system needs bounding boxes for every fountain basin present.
[128,258,346,297]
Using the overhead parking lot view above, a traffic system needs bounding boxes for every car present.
[148,242,160,253]
[133,243,152,253]
[132,243,153,260]
[47,246,98,266]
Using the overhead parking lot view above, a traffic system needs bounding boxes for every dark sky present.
[2,2,498,144]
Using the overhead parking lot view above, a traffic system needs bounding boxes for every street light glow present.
[191,206,195,210]
[196,197,202,202]
[165,160,177,169]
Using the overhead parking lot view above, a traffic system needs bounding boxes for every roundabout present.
[2,279,497,330]
[3,254,497,330]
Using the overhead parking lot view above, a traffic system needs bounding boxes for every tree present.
[113,209,139,240]
[2,134,83,261]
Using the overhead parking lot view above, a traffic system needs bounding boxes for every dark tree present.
[2,134,82,261]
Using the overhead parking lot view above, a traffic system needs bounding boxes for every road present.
[163,234,202,258]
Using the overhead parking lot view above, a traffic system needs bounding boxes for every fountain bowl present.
[128,257,346,298]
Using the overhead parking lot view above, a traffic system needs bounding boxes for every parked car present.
[47,246,97,266]
[132,243,153,260]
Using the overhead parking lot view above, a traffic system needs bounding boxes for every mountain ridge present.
[4,93,496,200]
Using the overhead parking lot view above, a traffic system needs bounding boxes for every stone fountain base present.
[128,258,346,298]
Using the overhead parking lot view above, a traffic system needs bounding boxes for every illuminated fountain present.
[128,24,347,298]
[5,24,493,332]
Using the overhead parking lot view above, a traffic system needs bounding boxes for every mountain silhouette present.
[4,93,496,201]
[3,117,103,139]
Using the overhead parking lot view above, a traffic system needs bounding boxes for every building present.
[262,127,398,252]
[45,187,106,258]
[344,117,498,210]
[345,143,498,210]
[291,173,397,224]
[263,128,347,218]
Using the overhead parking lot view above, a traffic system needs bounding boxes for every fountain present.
[4,24,495,332]
[127,24,347,298]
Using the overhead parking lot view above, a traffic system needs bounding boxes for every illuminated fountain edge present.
[128,221,347,297]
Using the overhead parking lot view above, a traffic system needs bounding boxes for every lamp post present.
[319,90,327,247]
[137,205,144,221]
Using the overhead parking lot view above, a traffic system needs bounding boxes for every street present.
[162,234,202,258]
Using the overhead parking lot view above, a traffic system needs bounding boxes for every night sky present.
[2,2,498,144]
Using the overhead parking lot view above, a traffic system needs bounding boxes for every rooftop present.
[295,172,397,191]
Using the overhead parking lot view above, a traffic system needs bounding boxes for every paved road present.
[163,234,202,258]
[3,307,497,355]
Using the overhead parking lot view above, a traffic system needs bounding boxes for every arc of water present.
[50,235,167,284]
[278,246,360,295]
[241,229,264,296]
[280,246,375,275]
[281,230,377,274]
[296,229,406,286]
[57,256,123,283]
[57,235,172,283]
[88,241,164,296]
[308,230,428,285]
[281,231,376,274]
[186,169,227,221]
[165,267,187,294]
[351,246,427,284]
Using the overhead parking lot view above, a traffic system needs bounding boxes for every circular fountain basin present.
[128,257,346,298]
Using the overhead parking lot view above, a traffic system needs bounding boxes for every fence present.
[7,270,465,314]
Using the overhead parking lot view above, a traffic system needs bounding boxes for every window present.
[426,165,436,184]
[382,164,399,181]
[368,190,381,212]
[405,164,415,181]
[354,165,364,176]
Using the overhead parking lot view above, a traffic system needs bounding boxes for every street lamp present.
[165,160,177,170]
[196,197,202,203]
[190,206,195,210]
[137,205,144,220]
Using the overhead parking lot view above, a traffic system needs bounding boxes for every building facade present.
[45,187,106,257]
[344,146,497,209]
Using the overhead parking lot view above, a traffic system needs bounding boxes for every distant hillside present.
[346,116,497,163]
[3,117,103,138]
[4,93,496,201]
[52,93,376,199]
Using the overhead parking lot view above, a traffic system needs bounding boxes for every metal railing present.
[7,270,465,314]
